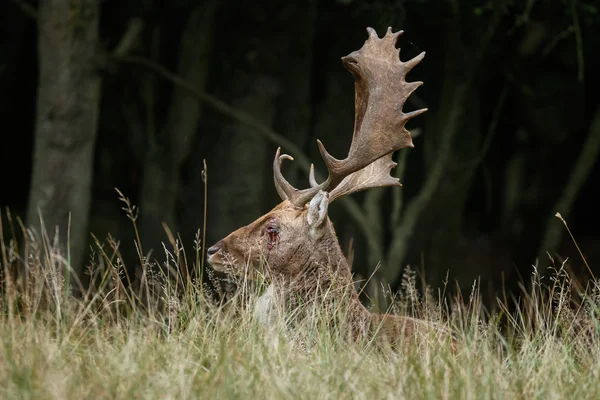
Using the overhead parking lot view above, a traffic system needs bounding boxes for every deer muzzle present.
[206,240,224,264]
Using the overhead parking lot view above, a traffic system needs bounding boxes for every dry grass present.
[1,205,600,399]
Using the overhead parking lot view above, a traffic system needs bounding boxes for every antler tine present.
[366,26,379,39]
[402,50,425,72]
[403,107,428,120]
[272,26,427,208]
[308,164,318,188]
[273,148,329,206]
[329,154,400,203]
[273,147,297,201]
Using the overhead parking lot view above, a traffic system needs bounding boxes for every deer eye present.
[266,224,280,250]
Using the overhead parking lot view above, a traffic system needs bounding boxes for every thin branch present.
[8,0,37,20]
[471,2,507,76]
[384,83,469,284]
[448,81,507,210]
[390,150,409,228]
[537,106,600,262]
[110,55,302,160]
[570,0,585,82]
[508,0,537,35]
[542,26,574,56]
[363,188,385,264]
[455,80,508,170]
[112,19,144,57]
[109,54,379,254]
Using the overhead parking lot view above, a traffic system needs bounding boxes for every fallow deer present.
[207,27,452,349]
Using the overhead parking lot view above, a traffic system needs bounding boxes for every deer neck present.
[285,227,356,294]
[254,228,370,329]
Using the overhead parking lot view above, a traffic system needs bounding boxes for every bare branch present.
[384,83,468,284]
[542,26,574,56]
[112,19,144,57]
[455,80,508,170]
[109,54,379,255]
[390,150,409,228]
[570,0,585,82]
[8,0,37,20]
[537,106,600,262]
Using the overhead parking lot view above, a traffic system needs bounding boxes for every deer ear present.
[307,190,330,239]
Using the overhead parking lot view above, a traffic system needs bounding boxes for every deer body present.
[207,28,451,348]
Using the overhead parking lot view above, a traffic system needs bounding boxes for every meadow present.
[1,204,599,400]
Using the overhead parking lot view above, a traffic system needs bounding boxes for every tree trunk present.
[381,4,504,290]
[422,82,483,285]
[138,2,218,258]
[26,0,102,278]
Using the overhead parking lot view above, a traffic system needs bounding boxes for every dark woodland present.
[1,0,599,308]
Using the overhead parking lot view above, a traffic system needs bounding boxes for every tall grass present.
[1,203,599,399]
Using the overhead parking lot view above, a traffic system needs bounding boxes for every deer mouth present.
[208,253,271,283]
[206,254,219,268]
[206,253,228,272]
[206,240,229,272]
[207,258,238,277]
[207,252,246,277]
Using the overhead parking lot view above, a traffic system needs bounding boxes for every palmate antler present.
[274,27,427,207]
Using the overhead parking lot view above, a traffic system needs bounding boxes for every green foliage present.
[581,2,598,14]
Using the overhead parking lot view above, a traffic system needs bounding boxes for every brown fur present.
[208,200,453,350]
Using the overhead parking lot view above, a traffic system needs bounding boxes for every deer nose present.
[207,240,223,257]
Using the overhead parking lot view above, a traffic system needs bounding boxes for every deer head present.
[207,27,427,284]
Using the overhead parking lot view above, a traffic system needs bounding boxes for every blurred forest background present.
[1,0,599,305]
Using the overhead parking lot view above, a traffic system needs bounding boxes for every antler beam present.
[274,26,427,207]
